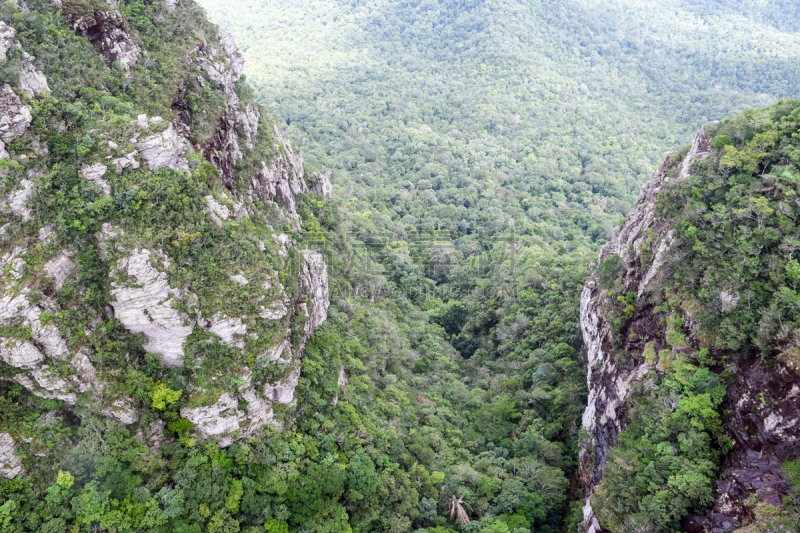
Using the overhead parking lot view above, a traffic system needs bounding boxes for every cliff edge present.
[579,103,800,533]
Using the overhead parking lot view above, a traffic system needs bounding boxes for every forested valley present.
[0,0,798,532]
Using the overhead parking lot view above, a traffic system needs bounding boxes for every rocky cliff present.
[579,113,800,533]
[0,0,333,471]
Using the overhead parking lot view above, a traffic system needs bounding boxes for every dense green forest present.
[192,0,800,530]
[0,0,799,532]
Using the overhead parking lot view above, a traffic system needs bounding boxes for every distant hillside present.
[200,0,800,246]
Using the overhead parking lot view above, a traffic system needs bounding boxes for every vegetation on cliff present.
[588,100,800,533]
[1,0,800,532]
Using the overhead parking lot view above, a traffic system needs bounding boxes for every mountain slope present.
[200,0,800,246]
[0,2,591,532]
[579,100,800,533]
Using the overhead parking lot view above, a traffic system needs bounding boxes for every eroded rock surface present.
[579,128,710,533]
[0,4,334,462]
[69,9,140,74]
[102,398,139,425]
[0,433,23,479]
[204,314,246,348]
[0,21,49,98]
[43,250,77,291]
[135,124,189,171]
[1,178,35,221]
[81,163,111,196]
[110,249,194,366]
[299,250,329,340]
[0,84,32,142]
[181,393,245,448]
[310,172,333,198]
[248,127,309,229]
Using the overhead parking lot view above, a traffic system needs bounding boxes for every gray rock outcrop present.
[110,249,194,366]
[0,338,45,369]
[1,178,35,221]
[579,127,713,533]
[310,172,333,198]
[102,398,139,425]
[111,150,139,173]
[299,250,330,340]
[179,248,330,445]
[247,127,309,229]
[0,21,50,98]
[69,9,140,74]
[578,126,800,533]
[43,250,77,291]
[220,32,244,78]
[258,271,289,320]
[135,124,189,171]
[14,366,77,405]
[0,433,23,479]
[81,163,111,196]
[0,84,32,142]
[204,314,246,348]
[181,393,246,448]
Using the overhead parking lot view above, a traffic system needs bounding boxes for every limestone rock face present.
[203,314,246,348]
[14,366,77,405]
[237,104,259,150]
[0,3,334,461]
[0,21,49,98]
[220,32,244,78]
[1,289,69,363]
[248,126,309,229]
[180,249,330,445]
[110,249,194,366]
[579,127,713,533]
[43,250,77,291]
[0,276,97,405]
[18,67,48,98]
[102,398,139,425]
[81,163,111,197]
[205,195,232,226]
[182,368,281,447]
[111,150,139,173]
[259,271,289,320]
[70,350,97,393]
[310,172,333,198]
[181,393,245,448]
[181,37,245,182]
[69,9,140,74]
[1,178,35,221]
[263,367,301,405]
[299,250,330,339]
[0,84,32,142]
[135,124,189,171]
[0,433,23,479]
[0,339,45,369]
[578,126,800,533]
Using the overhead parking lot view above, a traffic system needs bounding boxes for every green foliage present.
[2,0,799,532]
[593,365,726,533]
[150,383,182,410]
[657,100,800,356]
[56,470,75,490]
[263,519,288,533]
